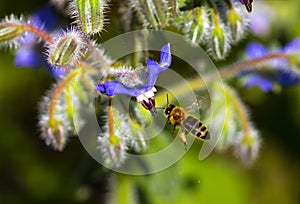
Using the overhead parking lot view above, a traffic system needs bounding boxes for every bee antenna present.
[166,94,169,105]
[156,107,165,109]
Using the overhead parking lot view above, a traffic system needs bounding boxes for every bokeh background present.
[0,0,299,203]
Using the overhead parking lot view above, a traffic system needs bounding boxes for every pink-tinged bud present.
[46,124,66,151]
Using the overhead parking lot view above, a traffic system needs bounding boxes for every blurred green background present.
[0,0,299,203]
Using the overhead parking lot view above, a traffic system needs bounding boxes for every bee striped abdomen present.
[182,116,210,140]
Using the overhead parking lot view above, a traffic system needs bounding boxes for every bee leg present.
[172,123,179,134]
[178,131,187,151]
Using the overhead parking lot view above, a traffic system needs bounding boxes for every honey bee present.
[162,94,210,150]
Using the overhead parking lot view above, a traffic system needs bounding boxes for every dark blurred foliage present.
[0,0,299,203]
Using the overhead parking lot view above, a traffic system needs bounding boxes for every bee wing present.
[185,95,210,114]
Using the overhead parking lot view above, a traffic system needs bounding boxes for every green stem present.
[65,85,75,129]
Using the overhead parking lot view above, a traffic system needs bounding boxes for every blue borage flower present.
[244,74,273,92]
[96,43,172,115]
[242,40,300,92]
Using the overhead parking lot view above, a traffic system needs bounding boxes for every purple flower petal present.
[244,74,273,92]
[283,38,300,54]
[14,47,43,68]
[277,70,300,86]
[246,42,269,59]
[159,43,172,68]
[49,66,67,79]
[96,81,141,97]
[273,38,300,69]
[96,43,172,100]
[145,43,171,87]
[30,5,59,31]
[145,59,162,88]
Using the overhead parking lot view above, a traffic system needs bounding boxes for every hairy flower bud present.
[97,108,128,168]
[207,9,231,60]
[211,24,227,60]
[180,6,209,44]
[69,0,107,35]
[129,0,172,28]
[0,15,26,48]
[227,8,245,42]
[234,129,261,165]
[47,29,86,66]
[46,122,67,151]
[39,94,69,152]
[206,82,261,165]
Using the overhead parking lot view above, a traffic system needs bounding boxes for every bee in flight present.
[162,94,210,150]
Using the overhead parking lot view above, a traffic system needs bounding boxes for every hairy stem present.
[49,69,81,123]
[157,52,292,102]
[219,53,291,79]
[23,25,53,43]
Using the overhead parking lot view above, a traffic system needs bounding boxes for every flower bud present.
[69,0,106,35]
[0,15,25,48]
[129,0,171,28]
[227,8,244,42]
[38,83,74,151]
[211,25,227,59]
[97,109,128,168]
[46,122,67,151]
[180,6,209,44]
[234,129,261,165]
[47,29,85,66]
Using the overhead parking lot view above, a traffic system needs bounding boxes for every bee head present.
[164,104,175,116]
